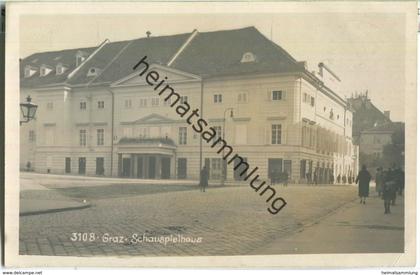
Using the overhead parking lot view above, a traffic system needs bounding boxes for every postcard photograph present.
[4,1,416,268]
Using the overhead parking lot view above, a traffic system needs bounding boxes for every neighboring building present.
[20,26,358,183]
[359,121,405,158]
[348,92,392,144]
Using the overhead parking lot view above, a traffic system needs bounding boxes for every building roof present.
[92,32,191,84]
[170,27,304,77]
[348,94,392,139]
[20,47,97,88]
[20,26,306,88]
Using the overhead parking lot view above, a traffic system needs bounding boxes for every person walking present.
[355,165,372,204]
[394,166,405,196]
[375,167,384,197]
[383,168,397,214]
[199,165,209,192]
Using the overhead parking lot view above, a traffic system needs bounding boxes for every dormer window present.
[40,64,52,77]
[24,65,37,78]
[87,67,100,77]
[240,52,256,63]
[76,51,88,66]
[56,63,67,75]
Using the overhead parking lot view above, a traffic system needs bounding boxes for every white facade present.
[20,27,358,183]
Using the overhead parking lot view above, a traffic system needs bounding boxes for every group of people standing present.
[355,164,405,214]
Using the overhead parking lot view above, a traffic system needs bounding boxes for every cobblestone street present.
[19,174,403,256]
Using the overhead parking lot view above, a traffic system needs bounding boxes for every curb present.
[20,203,92,217]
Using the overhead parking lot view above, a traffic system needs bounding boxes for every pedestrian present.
[375,167,384,197]
[389,166,398,205]
[329,171,334,184]
[383,168,397,214]
[337,174,341,184]
[199,165,209,192]
[282,171,289,187]
[355,164,372,204]
[306,172,311,185]
[394,166,405,196]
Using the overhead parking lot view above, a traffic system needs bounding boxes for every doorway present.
[78,157,86,175]
[233,157,248,181]
[122,158,131,178]
[177,158,187,179]
[96,157,104,175]
[268,158,282,183]
[148,156,156,179]
[65,157,71,173]
[161,157,171,179]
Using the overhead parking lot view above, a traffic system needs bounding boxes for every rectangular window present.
[272,90,283,101]
[46,102,53,110]
[151,98,159,107]
[80,101,87,110]
[213,94,222,103]
[97,101,105,109]
[29,130,36,142]
[238,92,248,103]
[79,129,87,146]
[213,126,222,140]
[210,158,223,180]
[271,124,282,144]
[97,129,104,146]
[139,98,147,107]
[311,96,315,107]
[178,127,187,145]
[124,99,132,109]
[180,96,188,104]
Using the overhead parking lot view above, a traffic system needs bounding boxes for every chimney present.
[384,110,390,119]
[318,62,324,77]
[146,31,151,38]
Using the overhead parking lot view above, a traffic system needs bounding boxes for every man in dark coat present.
[199,166,209,192]
[383,168,397,214]
[356,165,372,204]
[375,167,384,197]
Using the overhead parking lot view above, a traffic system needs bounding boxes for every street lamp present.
[222,108,234,184]
[20,95,38,125]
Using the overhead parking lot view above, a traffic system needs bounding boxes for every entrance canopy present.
[117,137,176,155]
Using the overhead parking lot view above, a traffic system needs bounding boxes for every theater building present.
[20,26,358,183]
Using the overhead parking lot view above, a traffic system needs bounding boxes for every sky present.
[20,13,406,121]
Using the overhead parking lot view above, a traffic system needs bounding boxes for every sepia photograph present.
[4,1,416,268]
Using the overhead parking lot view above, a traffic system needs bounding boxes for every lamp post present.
[20,96,38,125]
[222,108,234,185]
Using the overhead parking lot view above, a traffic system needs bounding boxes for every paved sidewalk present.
[254,193,404,254]
[20,177,91,216]
[20,199,90,216]
[20,172,199,187]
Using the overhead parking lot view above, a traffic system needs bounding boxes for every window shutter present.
[267,91,271,101]
[282,91,286,100]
